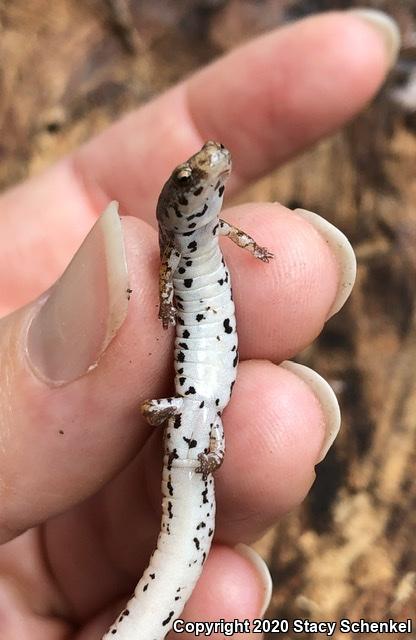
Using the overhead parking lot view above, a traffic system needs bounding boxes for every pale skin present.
[0,11,392,640]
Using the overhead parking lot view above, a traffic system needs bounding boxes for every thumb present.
[0,202,157,543]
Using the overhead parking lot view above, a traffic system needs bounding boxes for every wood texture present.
[1,1,415,637]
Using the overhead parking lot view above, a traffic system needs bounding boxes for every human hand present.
[0,10,398,639]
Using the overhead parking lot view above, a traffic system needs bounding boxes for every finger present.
[144,359,339,545]
[170,544,272,640]
[0,204,160,542]
[0,196,348,542]
[44,357,338,620]
[74,10,399,215]
[0,11,395,309]
[75,545,271,640]
[0,573,70,640]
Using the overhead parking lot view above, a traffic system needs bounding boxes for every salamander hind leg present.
[196,416,225,480]
[141,397,183,425]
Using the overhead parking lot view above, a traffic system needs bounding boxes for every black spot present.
[179,376,186,386]
[167,501,173,519]
[216,336,221,341]
[193,537,200,550]
[124,610,130,616]
[231,345,236,351]
[183,329,190,338]
[177,351,185,362]
[186,260,192,266]
[143,584,148,591]
[208,528,213,536]
[185,386,196,395]
[202,551,206,564]
[177,316,185,325]
[215,398,220,406]
[111,630,117,635]
[187,241,197,252]
[212,223,219,235]
[178,267,186,274]
[214,180,220,190]
[202,488,208,504]
[233,353,238,367]
[150,573,155,579]
[162,611,175,626]
[197,521,206,529]
[167,449,178,470]
[199,401,205,408]
[230,381,235,393]
[184,278,193,288]
[195,204,208,218]
[177,301,184,310]
[175,595,180,601]
[188,223,197,229]
[178,195,188,206]
[218,185,225,197]
[189,439,197,448]
[167,480,173,496]
[223,318,232,334]
[178,342,188,350]
[177,367,184,374]
[218,278,224,285]
[194,186,203,196]
[196,313,205,322]
[183,229,195,236]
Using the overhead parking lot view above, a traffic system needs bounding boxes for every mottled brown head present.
[157,141,232,233]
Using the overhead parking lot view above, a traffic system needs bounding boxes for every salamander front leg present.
[141,397,183,426]
[219,219,273,262]
[159,244,181,329]
[196,416,225,480]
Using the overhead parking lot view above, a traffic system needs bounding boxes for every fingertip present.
[175,544,270,640]
[280,361,341,463]
[215,360,322,541]
[347,8,400,70]
[234,544,273,616]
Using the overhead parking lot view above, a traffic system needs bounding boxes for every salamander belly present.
[173,250,238,408]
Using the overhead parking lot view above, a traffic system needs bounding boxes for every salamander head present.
[157,141,231,232]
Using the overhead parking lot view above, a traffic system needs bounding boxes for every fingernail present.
[294,208,356,319]
[348,8,400,68]
[26,201,129,385]
[280,361,341,463]
[234,544,273,616]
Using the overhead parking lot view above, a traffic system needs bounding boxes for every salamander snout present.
[201,140,231,176]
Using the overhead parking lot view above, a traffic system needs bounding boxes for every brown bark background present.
[1,1,415,638]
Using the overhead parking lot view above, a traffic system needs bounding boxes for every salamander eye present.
[174,166,192,183]
[219,143,225,149]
